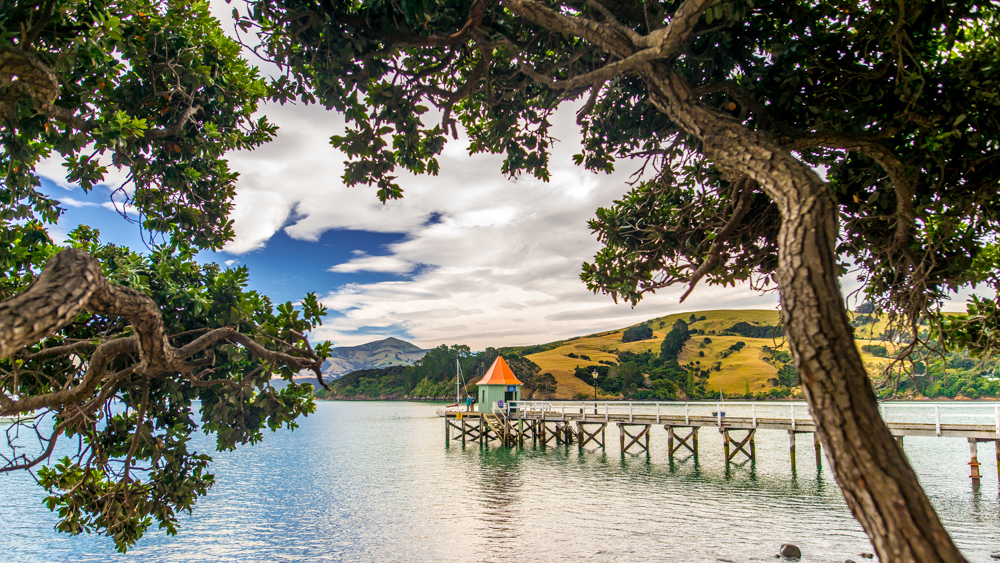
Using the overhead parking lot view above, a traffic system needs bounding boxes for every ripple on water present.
[5,402,1000,562]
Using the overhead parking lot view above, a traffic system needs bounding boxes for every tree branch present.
[784,132,916,246]
[0,248,324,415]
[680,175,755,301]
[509,0,711,90]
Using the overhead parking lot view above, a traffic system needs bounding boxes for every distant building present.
[476,356,523,413]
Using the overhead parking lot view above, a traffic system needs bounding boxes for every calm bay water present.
[3,401,1000,562]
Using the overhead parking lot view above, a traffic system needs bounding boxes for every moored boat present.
[436,357,473,416]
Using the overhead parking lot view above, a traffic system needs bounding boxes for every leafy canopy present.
[1,0,329,551]
[243,0,1000,342]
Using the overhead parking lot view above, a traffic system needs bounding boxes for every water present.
[3,401,1000,562]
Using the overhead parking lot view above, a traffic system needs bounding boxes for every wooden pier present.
[445,401,1000,484]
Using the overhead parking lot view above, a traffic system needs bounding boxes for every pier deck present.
[444,401,1000,482]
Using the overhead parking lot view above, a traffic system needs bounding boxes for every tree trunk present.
[647,68,966,562]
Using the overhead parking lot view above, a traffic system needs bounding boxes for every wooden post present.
[576,422,607,449]
[723,429,755,462]
[666,426,699,458]
[789,430,796,472]
[618,423,651,454]
[461,418,466,445]
[970,438,982,485]
[996,440,1000,479]
[895,435,904,448]
[814,432,821,466]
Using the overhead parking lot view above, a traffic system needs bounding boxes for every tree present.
[659,319,690,360]
[621,323,653,342]
[1,0,328,551]
[241,0,1000,560]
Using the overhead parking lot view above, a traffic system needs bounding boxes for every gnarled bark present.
[503,0,969,558]
[644,67,965,562]
[0,248,323,417]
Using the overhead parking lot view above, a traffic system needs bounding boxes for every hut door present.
[504,385,516,401]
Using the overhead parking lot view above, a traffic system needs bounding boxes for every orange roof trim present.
[478,356,523,386]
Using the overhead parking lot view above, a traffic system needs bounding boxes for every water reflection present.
[475,447,522,550]
[5,402,1000,563]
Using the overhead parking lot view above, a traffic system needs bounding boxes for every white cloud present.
[173,2,789,348]
[329,253,414,274]
[214,96,782,348]
[36,151,132,194]
[57,197,100,208]
[100,201,139,217]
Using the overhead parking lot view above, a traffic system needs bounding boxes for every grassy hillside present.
[316,308,996,402]
[525,309,907,400]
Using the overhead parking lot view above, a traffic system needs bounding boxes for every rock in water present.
[990,550,1000,560]
[779,544,802,558]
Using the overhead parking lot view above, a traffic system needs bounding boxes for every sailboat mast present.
[456,357,461,403]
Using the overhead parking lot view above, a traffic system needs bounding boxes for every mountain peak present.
[320,337,430,377]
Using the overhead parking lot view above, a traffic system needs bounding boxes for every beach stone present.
[779,544,801,558]
[845,560,857,563]
[860,554,874,559]
[990,550,1000,559]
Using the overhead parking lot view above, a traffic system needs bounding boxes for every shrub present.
[622,324,654,342]
[861,344,889,358]
[723,322,783,338]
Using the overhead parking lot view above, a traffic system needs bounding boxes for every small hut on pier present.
[476,356,522,413]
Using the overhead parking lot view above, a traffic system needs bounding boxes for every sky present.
[35,3,970,352]
[38,96,787,351]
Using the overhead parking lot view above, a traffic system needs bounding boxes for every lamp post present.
[592,369,599,414]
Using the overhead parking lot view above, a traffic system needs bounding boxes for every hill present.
[307,309,999,401]
[520,310,787,399]
[319,337,431,379]
[315,345,557,400]
[518,309,951,400]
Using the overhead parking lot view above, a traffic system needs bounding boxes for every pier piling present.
[576,422,607,449]
[788,431,796,471]
[814,433,822,466]
[666,426,699,459]
[970,438,982,485]
[619,423,651,454]
[723,429,755,463]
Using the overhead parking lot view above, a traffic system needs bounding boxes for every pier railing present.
[505,400,1000,437]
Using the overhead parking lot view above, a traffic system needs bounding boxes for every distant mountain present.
[319,337,431,379]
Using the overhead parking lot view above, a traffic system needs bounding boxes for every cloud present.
[211,89,786,348]
[57,197,100,208]
[100,201,139,217]
[329,253,415,274]
[36,150,133,194]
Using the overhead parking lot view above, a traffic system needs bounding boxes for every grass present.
[527,308,906,400]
